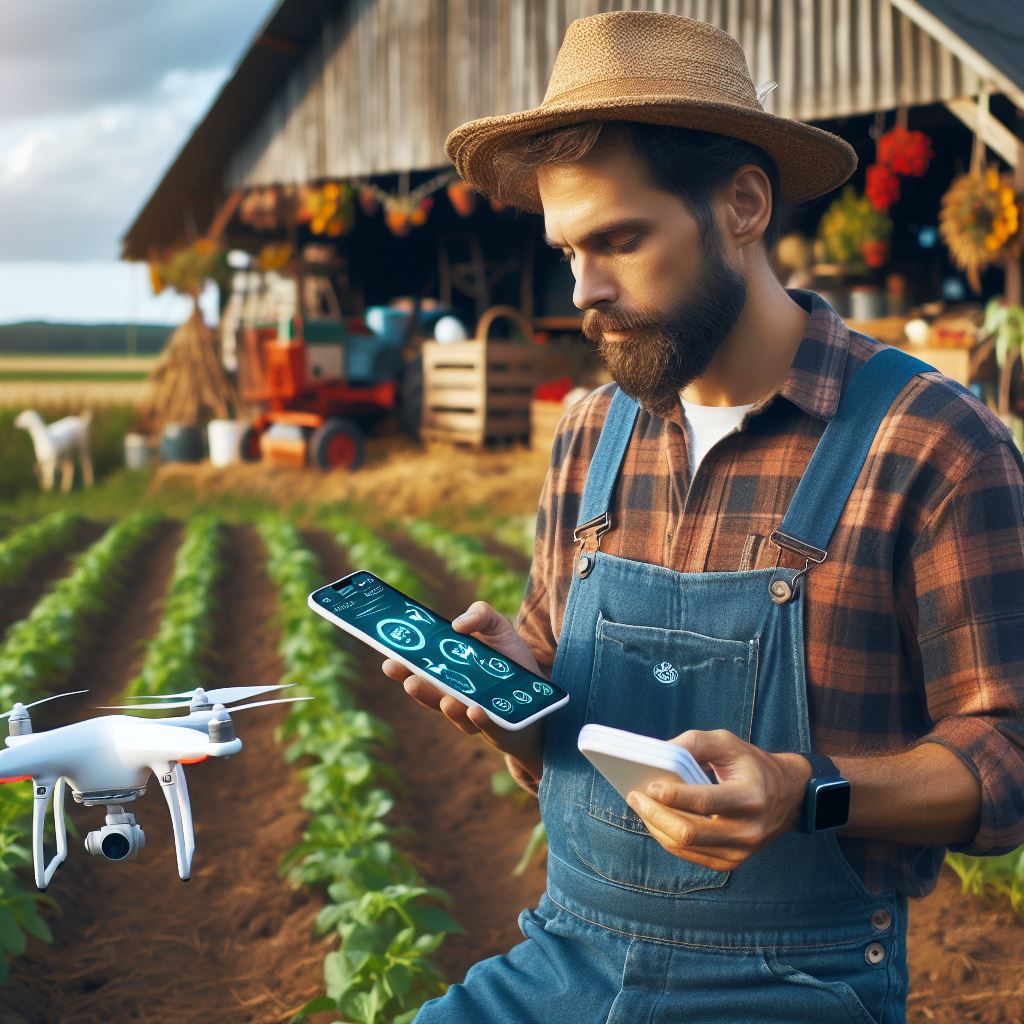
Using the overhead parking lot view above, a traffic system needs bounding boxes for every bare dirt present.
[3,523,330,1024]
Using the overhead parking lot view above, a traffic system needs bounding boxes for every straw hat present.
[444,11,857,213]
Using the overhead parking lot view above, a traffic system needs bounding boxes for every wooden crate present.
[421,340,537,446]
[420,306,538,447]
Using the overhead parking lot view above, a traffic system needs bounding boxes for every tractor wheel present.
[310,418,364,471]
[239,425,263,462]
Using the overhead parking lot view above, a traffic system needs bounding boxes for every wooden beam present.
[255,33,302,59]
[205,189,244,243]
[945,97,1022,168]
[889,0,1024,110]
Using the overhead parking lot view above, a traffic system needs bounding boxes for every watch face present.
[814,779,851,831]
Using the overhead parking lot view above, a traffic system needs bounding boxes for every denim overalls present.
[416,348,936,1024]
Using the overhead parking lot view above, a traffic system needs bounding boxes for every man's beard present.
[581,227,747,417]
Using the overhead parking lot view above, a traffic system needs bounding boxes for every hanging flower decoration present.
[356,169,455,236]
[817,186,893,270]
[939,167,1022,293]
[358,186,379,217]
[237,185,302,232]
[298,182,355,237]
[865,164,901,212]
[257,243,294,272]
[446,180,477,217]
[877,126,935,178]
[148,239,231,300]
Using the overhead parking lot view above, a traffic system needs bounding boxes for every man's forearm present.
[833,740,981,846]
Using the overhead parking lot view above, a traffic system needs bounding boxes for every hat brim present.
[445,97,858,213]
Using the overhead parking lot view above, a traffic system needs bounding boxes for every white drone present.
[0,684,312,889]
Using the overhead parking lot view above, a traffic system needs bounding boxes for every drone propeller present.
[98,695,314,713]
[119,684,294,705]
[0,690,89,719]
[214,696,315,713]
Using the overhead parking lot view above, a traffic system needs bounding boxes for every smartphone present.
[308,569,569,730]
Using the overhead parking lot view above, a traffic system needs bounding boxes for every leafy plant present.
[123,515,223,700]
[0,511,161,982]
[0,512,80,590]
[403,520,526,622]
[259,518,461,1023]
[946,848,1024,918]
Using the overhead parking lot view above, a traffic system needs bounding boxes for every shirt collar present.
[769,288,852,422]
[659,288,851,429]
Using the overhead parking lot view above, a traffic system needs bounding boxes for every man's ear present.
[724,165,772,250]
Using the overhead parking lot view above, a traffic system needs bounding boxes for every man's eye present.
[609,236,639,253]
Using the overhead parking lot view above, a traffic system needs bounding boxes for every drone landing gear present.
[156,763,196,881]
[32,778,69,890]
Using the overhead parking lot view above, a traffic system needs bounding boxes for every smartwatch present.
[798,753,851,833]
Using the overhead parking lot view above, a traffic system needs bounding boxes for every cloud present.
[0,0,279,261]
[0,68,228,259]
[0,0,277,120]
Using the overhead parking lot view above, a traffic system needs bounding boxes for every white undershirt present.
[680,396,755,479]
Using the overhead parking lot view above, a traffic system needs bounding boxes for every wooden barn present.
[121,0,1024,324]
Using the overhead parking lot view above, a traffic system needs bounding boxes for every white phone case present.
[578,724,712,801]
[308,574,569,731]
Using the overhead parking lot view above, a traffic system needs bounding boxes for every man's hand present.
[625,729,811,872]
[380,600,545,781]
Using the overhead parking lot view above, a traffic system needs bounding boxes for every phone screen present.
[311,571,567,726]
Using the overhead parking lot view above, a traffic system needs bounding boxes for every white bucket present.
[124,433,154,470]
[207,419,247,468]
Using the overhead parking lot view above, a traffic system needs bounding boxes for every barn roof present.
[122,0,1024,260]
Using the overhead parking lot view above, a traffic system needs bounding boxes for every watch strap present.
[800,752,841,780]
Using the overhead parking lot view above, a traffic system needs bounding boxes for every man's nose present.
[572,257,618,310]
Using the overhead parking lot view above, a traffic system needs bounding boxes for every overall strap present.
[774,347,937,561]
[573,386,640,574]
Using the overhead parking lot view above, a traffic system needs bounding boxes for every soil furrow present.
[301,526,547,984]
[3,523,329,1024]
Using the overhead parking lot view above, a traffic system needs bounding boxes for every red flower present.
[866,164,901,212]
[878,127,934,178]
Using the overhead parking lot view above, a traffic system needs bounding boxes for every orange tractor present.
[236,271,426,470]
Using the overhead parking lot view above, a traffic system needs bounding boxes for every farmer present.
[382,11,1024,1022]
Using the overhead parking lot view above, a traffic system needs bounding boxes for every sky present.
[0,0,280,324]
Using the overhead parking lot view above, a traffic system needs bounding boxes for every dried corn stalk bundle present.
[138,309,241,433]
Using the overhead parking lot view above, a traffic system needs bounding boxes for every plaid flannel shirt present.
[514,289,1024,898]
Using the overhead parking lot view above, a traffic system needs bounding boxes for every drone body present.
[0,685,310,889]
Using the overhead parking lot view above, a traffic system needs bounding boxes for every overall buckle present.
[767,530,827,604]
[573,513,611,578]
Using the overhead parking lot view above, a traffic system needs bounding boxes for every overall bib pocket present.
[567,610,759,895]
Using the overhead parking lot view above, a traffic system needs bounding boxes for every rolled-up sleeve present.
[901,439,1024,854]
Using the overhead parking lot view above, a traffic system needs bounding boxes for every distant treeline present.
[0,322,172,355]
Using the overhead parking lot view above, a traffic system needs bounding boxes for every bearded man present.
[382,11,1024,1022]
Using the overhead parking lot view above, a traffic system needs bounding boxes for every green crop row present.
[329,517,428,605]
[947,848,1024,918]
[0,512,161,707]
[404,520,525,622]
[0,512,81,592]
[123,515,223,700]
[259,518,460,1024]
[0,511,162,984]
[493,514,537,560]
